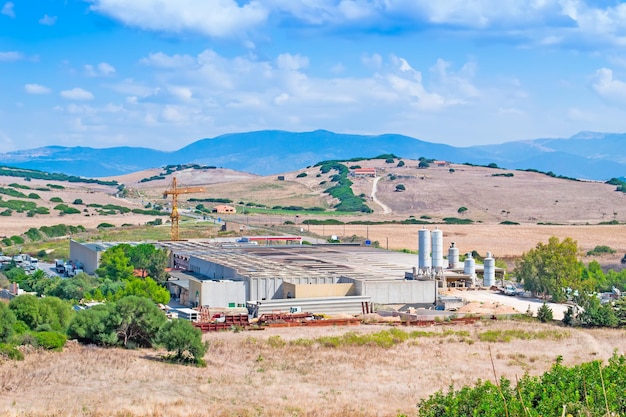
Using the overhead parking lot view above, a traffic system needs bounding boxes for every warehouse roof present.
[158,241,419,282]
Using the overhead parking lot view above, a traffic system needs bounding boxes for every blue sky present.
[2,1,626,152]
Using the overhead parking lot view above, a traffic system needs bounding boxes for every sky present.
[2,1,626,152]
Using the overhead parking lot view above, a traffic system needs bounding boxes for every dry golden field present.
[303,223,626,258]
[0,321,624,417]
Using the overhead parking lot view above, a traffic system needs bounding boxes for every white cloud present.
[85,62,116,77]
[88,0,268,38]
[362,53,382,69]
[83,0,626,48]
[60,88,95,101]
[38,14,57,25]
[1,2,14,18]
[168,86,193,101]
[140,52,195,69]
[0,51,23,61]
[160,105,187,122]
[31,48,535,151]
[24,84,52,94]
[592,67,626,104]
[430,58,480,98]
[276,53,309,71]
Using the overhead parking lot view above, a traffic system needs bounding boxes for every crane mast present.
[163,177,204,241]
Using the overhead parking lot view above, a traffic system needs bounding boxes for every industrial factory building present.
[158,240,440,315]
[70,228,504,315]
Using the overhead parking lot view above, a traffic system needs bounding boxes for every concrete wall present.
[352,279,437,305]
[248,276,283,301]
[283,282,355,298]
[69,240,100,274]
[188,256,239,280]
[187,278,246,308]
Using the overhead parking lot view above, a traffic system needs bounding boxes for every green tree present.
[514,237,580,302]
[156,319,206,364]
[395,184,406,192]
[50,273,99,301]
[126,244,169,283]
[96,246,134,281]
[536,302,553,322]
[38,296,73,332]
[115,296,166,348]
[615,297,626,327]
[115,277,170,304]
[0,302,16,343]
[562,306,575,326]
[576,293,618,327]
[8,294,73,332]
[9,294,41,330]
[580,260,607,292]
[68,304,120,346]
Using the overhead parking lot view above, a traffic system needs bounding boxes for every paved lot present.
[450,289,569,320]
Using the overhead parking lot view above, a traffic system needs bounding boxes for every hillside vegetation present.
[1,160,626,260]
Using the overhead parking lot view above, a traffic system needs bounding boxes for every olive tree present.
[156,319,206,365]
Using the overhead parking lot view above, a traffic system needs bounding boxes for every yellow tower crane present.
[163,177,204,241]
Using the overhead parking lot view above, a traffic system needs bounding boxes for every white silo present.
[448,242,460,269]
[431,228,444,275]
[418,228,431,275]
[464,252,476,286]
[484,252,496,288]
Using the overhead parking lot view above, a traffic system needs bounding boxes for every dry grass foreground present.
[1,321,624,417]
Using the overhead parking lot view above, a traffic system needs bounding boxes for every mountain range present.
[1,130,624,181]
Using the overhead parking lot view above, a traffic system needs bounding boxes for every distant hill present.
[0,130,625,180]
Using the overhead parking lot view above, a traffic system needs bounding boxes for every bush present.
[586,245,616,256]
[97,223,115,228]
[34,331,67,351]
[562,306,574,326]
[536,302,553,322]
[395,184,406,192]
[457,206,468,214]
[296,172,307,178]
[0,343,24,360]
[156,319,206,365]
[10,235,25,244]
[24,228,42,241]
[54,204,81,215]
[50,197,63,203]
[73,199,83,205]
[0,303,16,343]
[397,160,405,167]
[443,217,474,224]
